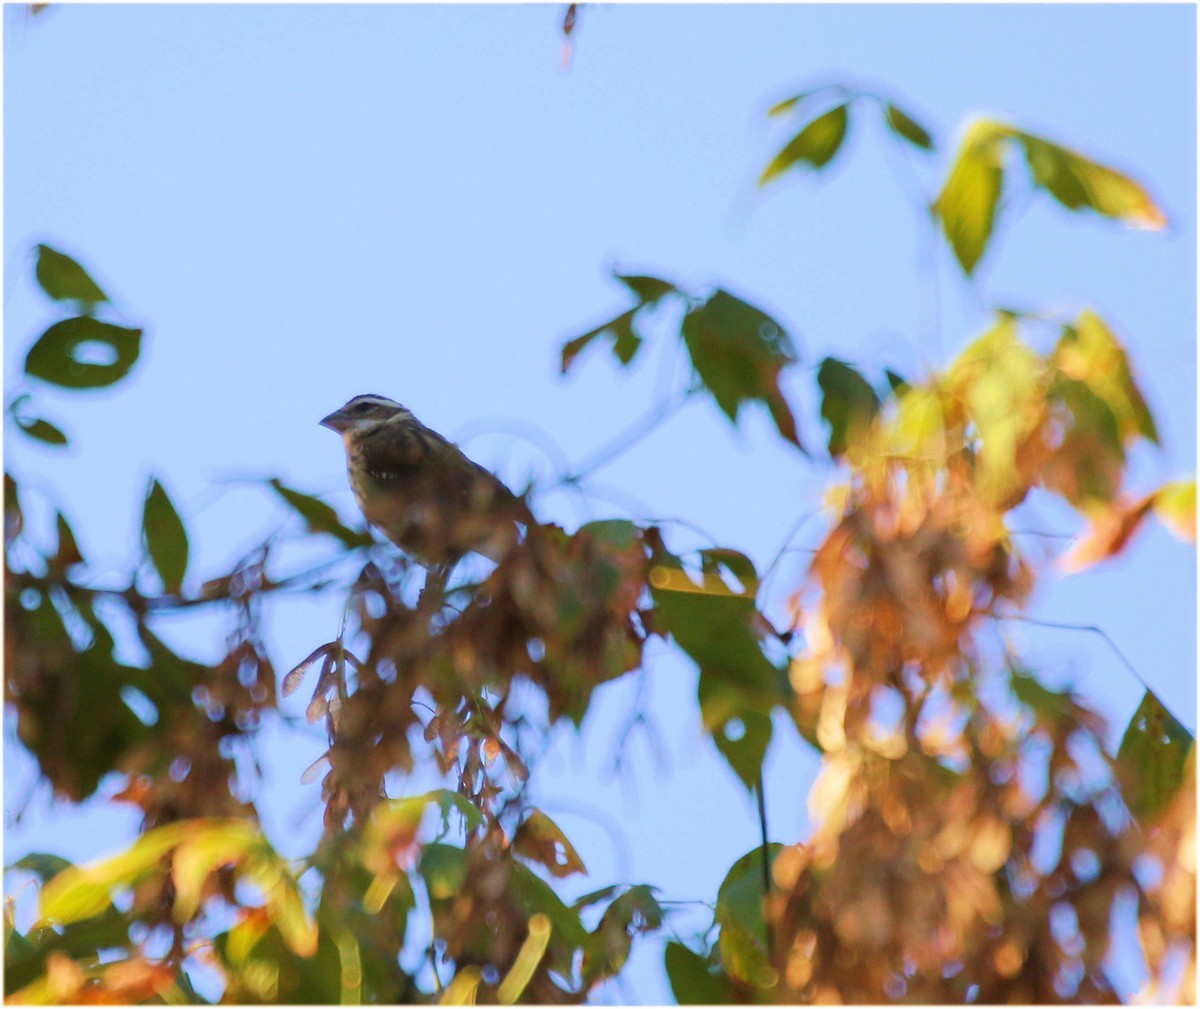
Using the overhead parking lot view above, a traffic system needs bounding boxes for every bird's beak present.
[320,410,349,433]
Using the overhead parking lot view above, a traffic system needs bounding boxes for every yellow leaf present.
[1154,479,1197,542]
[933,119,1012,274]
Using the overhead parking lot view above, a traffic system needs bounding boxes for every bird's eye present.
[351,402,372,415]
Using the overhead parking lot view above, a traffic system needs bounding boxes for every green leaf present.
[681,289,803,450]
[946,317,1045,504]
[664,941,732,1004]
[143,478,189,594]
[613,272,676,305]
[884,102,934,150]
[1118,690,1194,825]
[34,245,108,306]
[14,415,68,446]
[268,479,373,549]
[697,548,757,594]
[513,809,588,878]
[766,88,820,118]
[584,885,663,984]
[760,104,850,185]
[40,822,193,925]
[12,854,73,884]
[716,844,782,987]
[1015,132,1167,230]
[816,357,881,458]
[25,317,142,390]
[933,119,1011,275]
[560,308,642,373]
[708,705,772,792]
[1055,310,1158,446]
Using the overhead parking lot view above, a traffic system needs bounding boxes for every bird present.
[320,394,532,575]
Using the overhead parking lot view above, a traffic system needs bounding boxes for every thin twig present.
[1003,614,1150,694]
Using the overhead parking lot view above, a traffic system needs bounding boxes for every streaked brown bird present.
[320,394,532,574]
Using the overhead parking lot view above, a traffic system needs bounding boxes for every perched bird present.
[320,394,531,573]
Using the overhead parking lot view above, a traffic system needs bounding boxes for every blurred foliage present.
[4,65,1195,1007]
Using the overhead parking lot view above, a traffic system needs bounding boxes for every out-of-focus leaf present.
[613,272,676,305]
[884,368,910,398]
[5,472,23,545]
[1015,132,1168,230]
[1055,310,1158,446]
[268,479,373,549]
[14,415,68,447]
[681,289,803,450]
[766,87,820,118]
[52,512,83,572]
[428,788,487,836]
[513,809,587,878]
[418,844,467,904]
[698,547,758,595]
[143,478,189,594]
[716,844,782,987]
[1118,690,1194,825]
[664,941,732,1004]
[34,245,108,306]
[884,102,934,150]
[652,565,785,787]
[171,820,261,920]
[707,704,772,792]
[13,854,73,884]
[933,119,1010,274]
[561,308,642,373]
[39,823,193,925]
[945,317,1044,504]
[1043,376,1124,508]
[1059,492,1157,573]
[1153,479,1196,542]
[760,103,850,185]
[817,357,881,458]
[584,885,663,984]
[25,317,142,389]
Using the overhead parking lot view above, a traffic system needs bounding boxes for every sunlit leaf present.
[268,479,373,549]
[40,823,193,925]
[513,809,587,878]
[1055,310,1158,446]
[933,119,1010,274]
[716,844,781,987]
[1153,479,1196,542]
[664,941,732,1004]
[884,102,934,150]
[681,289,802,450]
[945,317,1044,504]
[817,357,881,458]
[171,820,261,920]
[34,244,108,306]
[1015,131,1167,230]
[1118,690,1194,825]
[142,478,189,594]
[760,104,850,185]
[25,317,142,389]
[1059,492,1157,572]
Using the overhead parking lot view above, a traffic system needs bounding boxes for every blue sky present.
[4,3,1195,1002]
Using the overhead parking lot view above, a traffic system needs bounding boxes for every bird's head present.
[320,394,415,436]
